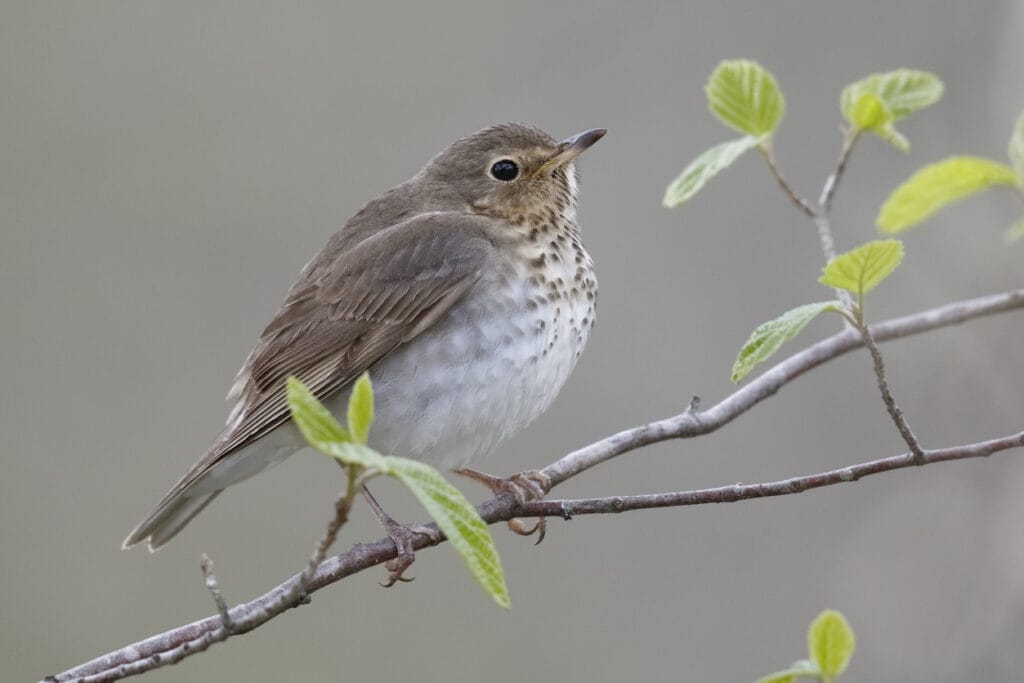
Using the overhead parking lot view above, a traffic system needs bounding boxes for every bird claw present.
[455,468,551,543]
[507,516,546,544]
[378,522,440,587]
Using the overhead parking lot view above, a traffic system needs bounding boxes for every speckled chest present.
[517,220,598,367]
[340,213,597,470]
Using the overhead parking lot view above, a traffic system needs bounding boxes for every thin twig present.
[811,126,921,459]
[818,128,860,214]
[286,489,354,606]
[811,128,860,265]
[758,130,860,264]
[758,145,817,218]
[198,555,233,634]
[854,316,926,463]
[44,288,1024,683]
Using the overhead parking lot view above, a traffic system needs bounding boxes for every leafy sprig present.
[755,610,856,683]
[877,111,1024,239]
[287,374,511,607]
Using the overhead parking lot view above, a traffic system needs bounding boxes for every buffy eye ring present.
[490,159,519,182]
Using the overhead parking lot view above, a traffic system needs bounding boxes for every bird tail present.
[122,489,222,552]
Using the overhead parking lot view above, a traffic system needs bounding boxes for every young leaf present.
[841,69,942,151]
[663,135,762,207]
[387,457,510,608]
[347,372,374,445]
[848,91,891,131]
[877,156,1019,233]
[874,121,911,153]
[754,660,821,683]
[847,93,910,152]
[808,609,856,677]
[731,301,842,383]
[841,69,943,122]
[706,60,785,136]
[819,239,903,298]
[1009,110,1024,180]
[1005,216,1024,243]
[286,376,352,447]
[753,673,794,683]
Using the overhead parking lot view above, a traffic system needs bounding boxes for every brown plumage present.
[124,123,604,551]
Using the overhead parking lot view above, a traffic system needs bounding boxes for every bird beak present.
[535,128,607,176]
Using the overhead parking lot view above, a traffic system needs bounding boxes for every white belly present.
[328,274,594,470]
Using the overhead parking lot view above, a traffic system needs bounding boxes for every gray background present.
[3,1,1024,681]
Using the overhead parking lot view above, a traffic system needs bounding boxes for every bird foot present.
[379,519,441,587]
[454,468,551,544]
[361,483,441,587]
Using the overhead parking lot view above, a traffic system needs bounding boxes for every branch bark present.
[44,287,1024,683]
[522,431,1024,517]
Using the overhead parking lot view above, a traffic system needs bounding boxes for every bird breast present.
[331,225,597,471]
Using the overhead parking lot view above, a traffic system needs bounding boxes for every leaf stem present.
[819,128,861,213]
[758,129,860,266]
[758,144,817,218]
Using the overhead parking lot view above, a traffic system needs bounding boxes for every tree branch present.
[521,431,1024,517]
[44,288,1024,683]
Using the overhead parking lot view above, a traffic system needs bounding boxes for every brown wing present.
[123,211,498,550]
[190,211,494,488]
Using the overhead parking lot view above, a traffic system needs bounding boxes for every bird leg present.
[454,468,551,544]
[361,484,440,587]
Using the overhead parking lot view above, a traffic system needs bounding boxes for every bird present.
[123,122,605,580]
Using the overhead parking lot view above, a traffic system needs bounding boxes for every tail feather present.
[122,490,222,552]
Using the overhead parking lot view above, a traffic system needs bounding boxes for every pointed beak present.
[536,128,607,175]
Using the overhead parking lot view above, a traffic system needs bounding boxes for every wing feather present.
[173,211,495,493]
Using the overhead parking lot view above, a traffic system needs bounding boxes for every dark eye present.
[490,159,519,181]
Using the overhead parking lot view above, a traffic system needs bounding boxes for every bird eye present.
[490,159,519,182]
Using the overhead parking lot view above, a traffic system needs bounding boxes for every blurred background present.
[3,1,1023,681]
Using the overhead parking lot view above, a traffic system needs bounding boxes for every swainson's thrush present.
[124,123,605,564]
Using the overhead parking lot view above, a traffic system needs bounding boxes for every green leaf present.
[841,69,943,122]
[754,660,821,683]
[663,135,762,207]
[874,121,911,153]
[848,93,910,152]
[848,92,891,130]
[808,610,856,677]
[706,60,786,136]
[731,301,843,383]
[286,376,352,447]
[287,376,510,608]
[753,673,795,683]
[1005,216,1024,243]
[1009,110,1024,180]
[387,457,510,608]
[841,69,942,151]
[314,440,392,472]
[877,156,1020,233]
[347,372,374,445]
[820,239,903,298]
